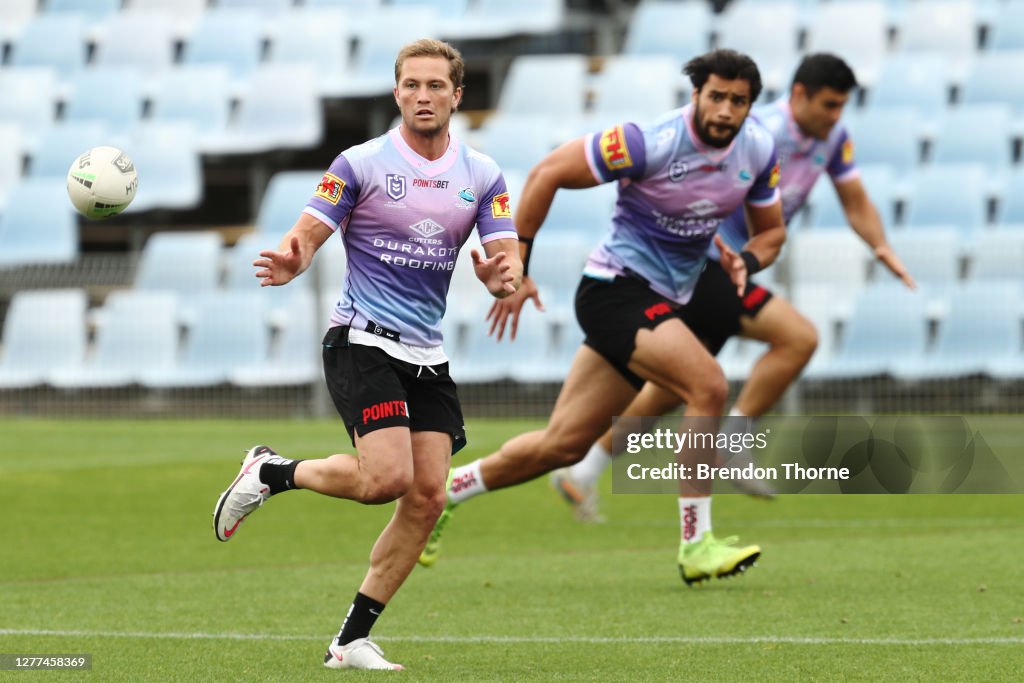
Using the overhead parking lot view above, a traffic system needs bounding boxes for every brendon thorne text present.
[624,462,851,482]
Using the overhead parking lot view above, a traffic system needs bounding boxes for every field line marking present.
[1,629,1022,646]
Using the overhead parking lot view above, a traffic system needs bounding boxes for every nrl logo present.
[385,174,407,201]
[409,219,445,237]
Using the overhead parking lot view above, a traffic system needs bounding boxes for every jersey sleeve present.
[303,154,361,232]
[584,122,647,183]
[476,172,518,244]
[745,146,781,208]
[827,128,859,184]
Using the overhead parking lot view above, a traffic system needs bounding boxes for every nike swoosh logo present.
[223,519,242,538]
[369,609,380,616]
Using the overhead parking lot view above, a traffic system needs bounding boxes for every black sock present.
[336,592,386,645]
[258,459,302,495]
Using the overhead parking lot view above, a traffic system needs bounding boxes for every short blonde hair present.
[394,38,465,90]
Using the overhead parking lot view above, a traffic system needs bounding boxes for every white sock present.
[448,460,487,504]
[728,406,746,417]
[568,442,613,487]
[679,496,712,543]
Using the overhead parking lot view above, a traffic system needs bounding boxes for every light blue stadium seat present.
[28,122,113,179]
[497,55,589,121]
[134,231,224,297]
[519,314,585,383]
[623,0,712,63]
[716,0,800,93]
[224,232,314,323]
[49,291,180,389]
[256,171,323,240]
[968,229,1024,281]
[589,55,688,125]
[329,9,437,97]
[123,0,208,38]
[903,164,988,236]
[895,0,978,81]
[10,13,88,76]
[124,124,203,212]
[140,291,270,388]
[64,67,145,132]
[544,184,617,238]
[231,288,320,387]
[0,0,38,42]
[0,179,78,268]
[0,288,87,389]
[502,306,560,383]
[995,168,1024,227]
[989,3,1024,50]
[805,0,889,86]
[92,11,178,72]
[786,230,870,289]
[477,115,556,176]
[960,52,1024,115]
[211,65,323,154]
[526,232,593,311]
[149,66,233,153]
[0,124,23,212]
[44,0,122,21]
[445,245,495,317]
[182,9,266,80]
[867,53,952,122]
[885,228,960,289]
[449,302,512,383]
[844,107,921,174]
[931,104,1014,168]
[793,283,844,379]
[315,232,348,294]
[268,9,353,97]
[894,281,1021,379]
[442,0,565,40]
[0,68,59,133]
[213,0,295,14]
[805,164,899,229]
[815,282,929,378]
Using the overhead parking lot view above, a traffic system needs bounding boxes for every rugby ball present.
[67,146,138,219]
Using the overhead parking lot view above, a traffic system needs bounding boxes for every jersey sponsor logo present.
[841,139,854,165]
[644,301,673,321]
[681,504,698,541]
[768,160,781,189]
[451,470,478,495]
[413,178,449,189]
[315,172,345,205]
[599,125,633,171]
[669,160,688,182]
[491,192,511,219]
[386,173,407,201]
[409,218,446,238]
[362,400,409,425]
[686,199,719,216]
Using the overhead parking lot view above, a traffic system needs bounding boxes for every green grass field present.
[2,418,1023,681]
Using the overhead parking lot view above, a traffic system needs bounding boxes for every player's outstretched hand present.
[874,244,917,290]
[471,248,517,298]
[254,236,302,287]
[487,276,544,341]
[715,234,747,297]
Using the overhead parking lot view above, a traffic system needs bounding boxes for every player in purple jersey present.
[418,50,787,584]
[211,39,521,671]
[555,54,917,514]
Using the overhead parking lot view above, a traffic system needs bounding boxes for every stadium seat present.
[894,0,978,81]
[267,9,353,97]
[903,164,988,237]
[843,107,922,174]
[930,104,1014,168]
[0,124,23,212]
[44,0,122,21]
[995,168,1024,227]
[63,67,146,132]
[989,3,1024,51]
[815,282,929,378]
[231,288,320,387]
[213,0,295,14]
[449,302,512,382]
[866,53,952,123]
[123,0,208,38]
[623,0,713,63]
[526,232,595,310]
[134,231,224,297]
[543,184,618,239]
[0,289,87,389]
[893,281,1021,379]
[124,124,204,212]
[315,232,348,294]
[149,66,233,153]
[884,228,960,289]
[716,0,800,93]
[442,0,565,40]
[140,291,270,388]
[224,232,314,323]
[960,51,1024,115]
[211,65,324,154]
[49,291,181,389]
[0,179,78,268]
[0,68,59,134]
[792,283,843,379]
[786,229,871,289]
[92,11,178,73]
[805,0,889,86]
[501,306,564,383]
[496,55,589,122]
[477,115,557,176]
[589,55,688,126]
[967,229,1024,281]
[256,171,323,241]
[804,164,900,230]
[9,13,89,76]
[181,9,266,81]
[0,0,38,42]
[718,337,767,383]
[27,122,114,179]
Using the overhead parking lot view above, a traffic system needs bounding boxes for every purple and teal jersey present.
[710,98,858,258]
[304,127,517,347]
[581,104,780,304]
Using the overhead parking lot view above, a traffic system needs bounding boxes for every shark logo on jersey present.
[458,187,476,203]
[669,160,688,182]
[386,174,407,201]
[409,218,445,238]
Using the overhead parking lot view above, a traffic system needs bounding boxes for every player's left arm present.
[717,200,786,296]
[835,176,916,289]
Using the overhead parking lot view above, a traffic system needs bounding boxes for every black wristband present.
[519,235,534,277]
[740,250,761,275]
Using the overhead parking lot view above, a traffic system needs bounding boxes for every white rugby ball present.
[67,146,139,219]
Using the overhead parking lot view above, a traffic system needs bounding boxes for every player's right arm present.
[253,213,333,287]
